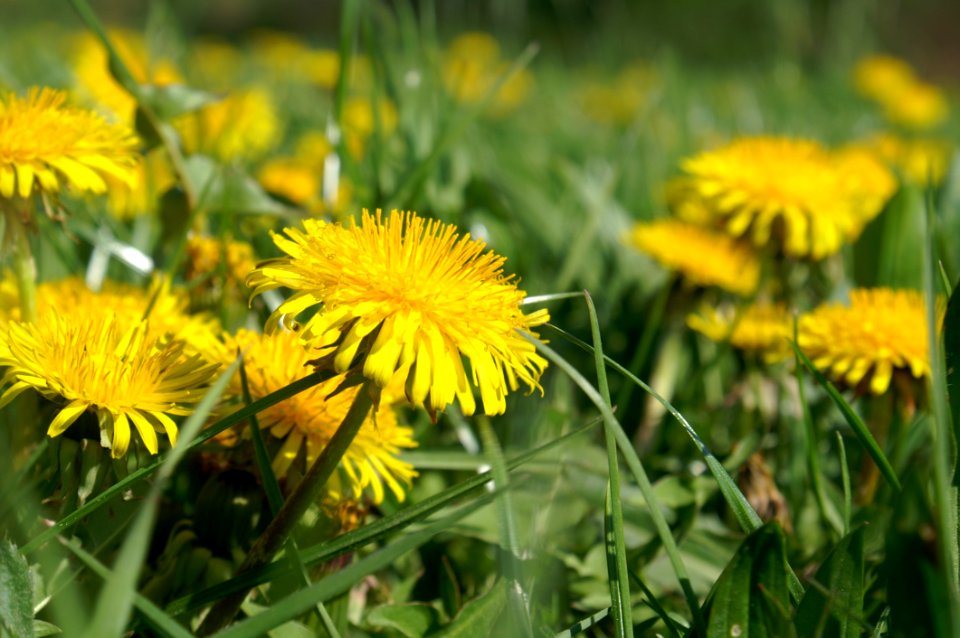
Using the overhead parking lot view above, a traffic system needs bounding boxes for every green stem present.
[196,379,376,635]
[7,208,38,322]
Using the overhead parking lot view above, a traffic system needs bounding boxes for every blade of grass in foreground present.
[922,186,960,633]
[82,359,238,638]
[539,323,805,602]
[23,370,335,555]
[167,422,598,615]
[791,344,901,492]
[527,331,707,632]
[478,416,534,637]
[209,494,501,638]
[584,291,633,638]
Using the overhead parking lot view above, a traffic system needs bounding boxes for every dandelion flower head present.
[679,136,896,259]
[247,209,549,417]
[176,88,281,161]
[0,87,139,200]
[625,219,760,296]
[687,302,792,362]
[442,32,532,115]
[0,311,219,457]
[224,328,417,503]
[797,288,929,395]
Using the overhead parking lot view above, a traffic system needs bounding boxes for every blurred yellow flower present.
[224,328,417,503]
[258,158,321,209]
[798,288,929,395]
[853,54,949,129]
[343,96,397,158]
[247,209,549,417]
[578,62,658,125]
[687,302,792,362]
[72,29,182,123]
[176,88,282,161]
[881,81,949,130]
[0,87,138,200]
[190,38,244,90]
[625,219,760,296]
[442,32,532,115]
[854,55,915,103]
[859,133,952,186]
[679,136,896,259]
[0,311,218,457]
[185,234,257,287]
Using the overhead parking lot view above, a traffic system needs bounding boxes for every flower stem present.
[6,207,38,323]
[196,379,376,635]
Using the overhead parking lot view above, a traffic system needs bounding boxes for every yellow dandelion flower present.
[304,49,342,89]
[225,328,417,503]
[0,87,139,200]
[247,209,549,417]
[797,288,929,395]
[881,81,949,130]
[0,311,219,457]
[185,235,257,286]
[859,133,952,186]
[72,29,182,123]
[0,275,221,358]
[853,54,916,103]
[679,136,896,259]
[687,302,792,362]
[258,158,321,209]
[578,62,657,125]
[342,96,398,158]
[176,88,281,161]
[442,32,532,115]
[625,219,760,296]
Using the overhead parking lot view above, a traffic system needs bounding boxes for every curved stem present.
[197,379,376,635]
[6,206,38,323]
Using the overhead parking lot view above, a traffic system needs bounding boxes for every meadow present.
[0,1,958,636]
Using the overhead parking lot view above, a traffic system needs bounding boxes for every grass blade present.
[791,344,901,492]
[82,359,239,638]
[584,291,633,637]
[23,370,335,555]
[166,422,598,615]
[527,332,706,631]
[62,538,194,638]
[209,494,501,638]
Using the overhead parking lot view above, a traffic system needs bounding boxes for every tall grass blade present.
[791,344,901,492]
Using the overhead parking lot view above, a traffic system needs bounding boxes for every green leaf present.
[32,620,61,637]
[366,603,441,637]
[791,343,901,492]
[0,541,34,638]
[794,527,866,638]
[700,524,795,638]
[182,155,299,218]
[943,286,960,484]
[553,608,609,638]
[137,84,220,121]
[432,580,508,638]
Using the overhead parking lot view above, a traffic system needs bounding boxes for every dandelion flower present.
[0,311,219,457]
[442,32,532,115]
[72,29,181,123]
[687,302,792,362]
[679,136,896,259]
[859,133,952,187]
[853,55,916,103]
[258,158,321,209]
[176,88,281,161]
[625,219,760,296]
[880,81,949,130]
[797,288,929,395]
[185,235,257,288]
[0,87,139,200]
[247,209,549,417]
[225,328,417,503]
